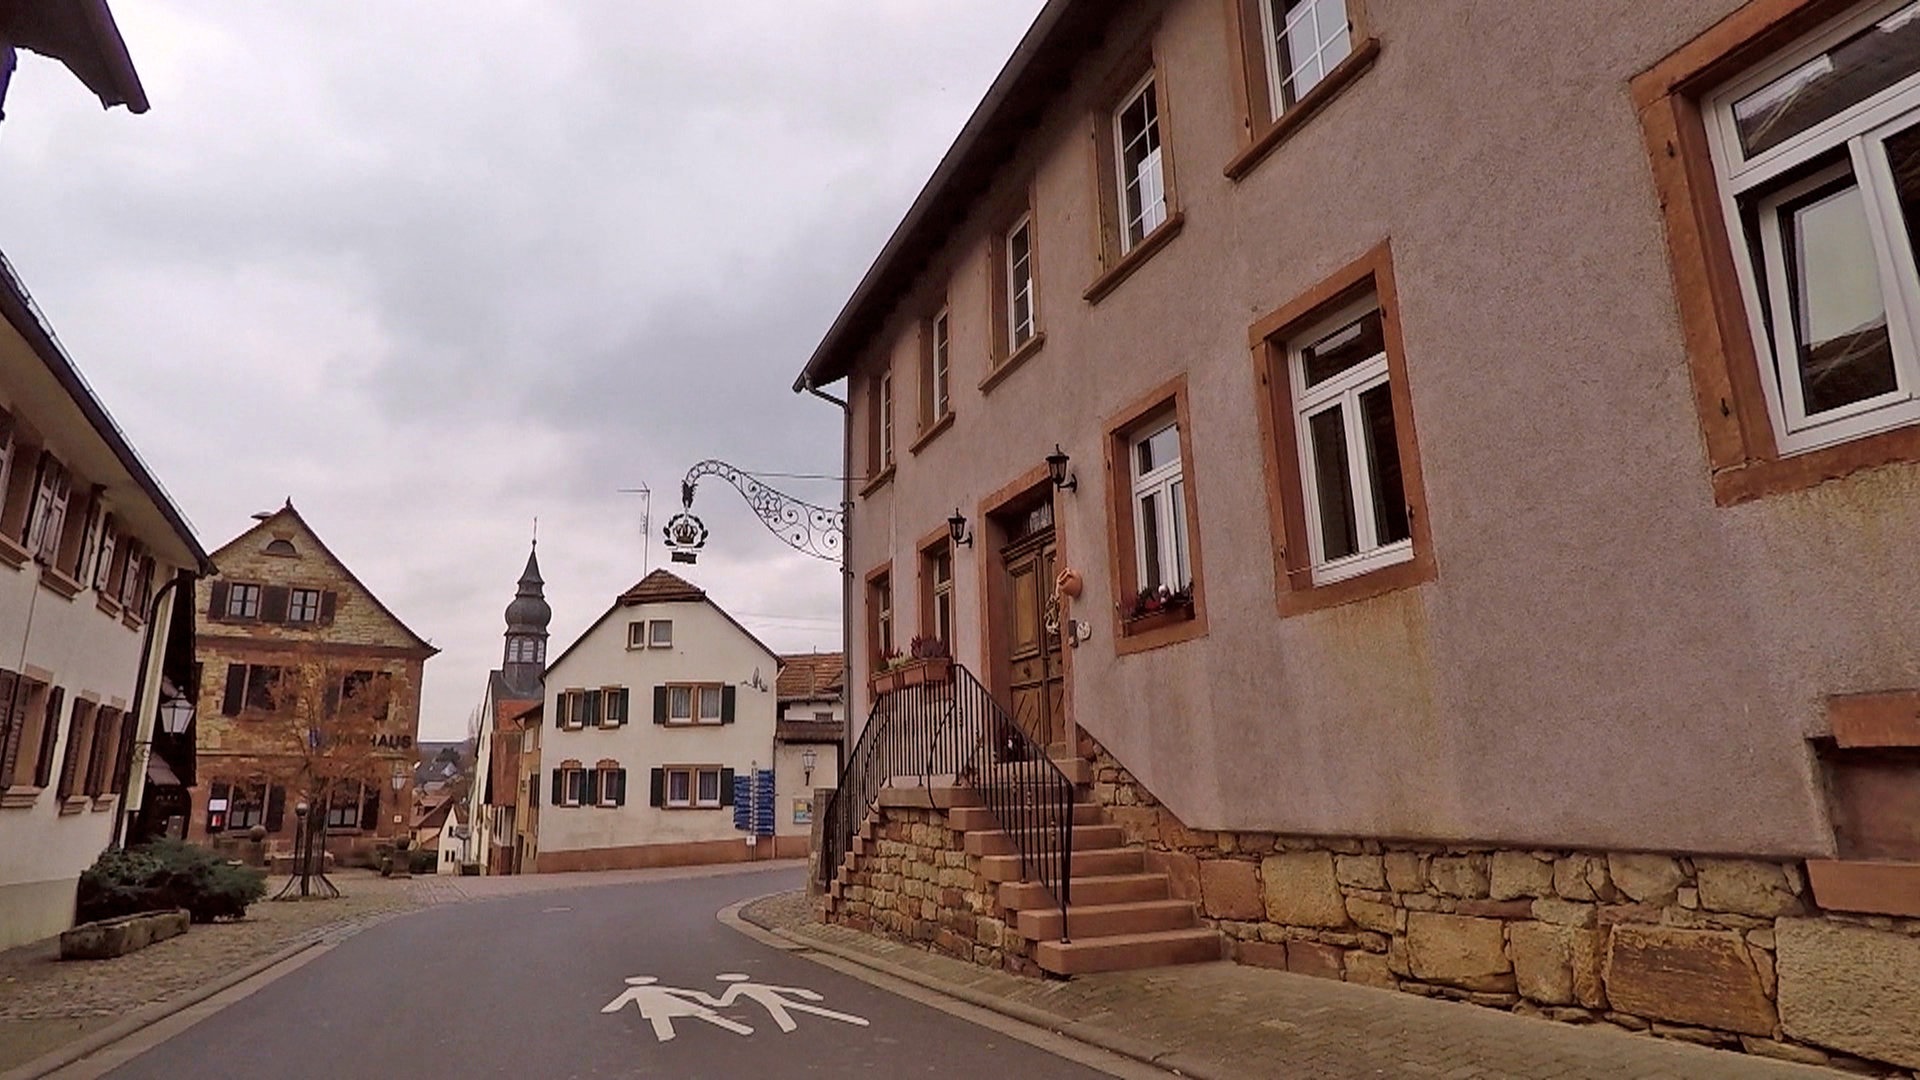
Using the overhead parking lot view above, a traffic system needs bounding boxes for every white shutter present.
[92,517,116,592]
[28,456,69,564]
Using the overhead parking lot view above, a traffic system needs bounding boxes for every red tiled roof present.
[777,652,845,702]
[619,569,706,605]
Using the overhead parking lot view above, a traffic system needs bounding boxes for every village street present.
[49,864,1148,1080]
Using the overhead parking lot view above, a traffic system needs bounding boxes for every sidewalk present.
[742,890,1863,1080]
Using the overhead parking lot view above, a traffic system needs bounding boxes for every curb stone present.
[0,938,321,1080]
[759,921,1217,1079]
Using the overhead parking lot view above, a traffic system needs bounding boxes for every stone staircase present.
[831,754,1221,977]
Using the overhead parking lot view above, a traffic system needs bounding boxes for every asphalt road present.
[101,866,1122,1079]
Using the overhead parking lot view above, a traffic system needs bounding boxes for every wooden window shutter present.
[208,780,230,831]
[221,665,246,716]
[55,703,84,800]
[649,767,665,807]
[721,684,737,724]
[584,689,602,727]
[265,785,286,831]
[653,686,668,725]
[261,586,290,623]
[206,581,228,620]
[84,710,113,795]
[0,672,17,788]
[359,785,380,831]
[551,768,563,805]
[612,768,628,806]
[617,688,631,727]
[319,591,338,626]
[719,767,736,807]
[583,768,600,805]
[109,710,137,794]
[34,688,62,787]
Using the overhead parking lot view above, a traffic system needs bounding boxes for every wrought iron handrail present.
[820,663,1075,941]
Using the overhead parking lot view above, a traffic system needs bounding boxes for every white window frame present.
[665,767,693,808]
[696,767,722,808]
[25,454,69,564]
[288,588,321,623]
[227,583,262,619]
[696,685,723,724]
[561,767,586,807]
[648,619,673,648]
[1289,296,1412,585]
[1006,216,1036,351]
[1129,417,1191,593]
[602,686,626,728]
[1114,72,1168,252]
[931,545,953,645]
[597,766,621,807]
[666,684,694,724]
[930,309,951,422]
[1704,0,1920,455]
[878,370,894,467]
[1260,0,1353,117]
[627,621,646,649]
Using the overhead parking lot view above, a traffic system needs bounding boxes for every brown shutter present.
[33,687,63,787]
[0,672,20,788]
[261,585,290,623]
[84,709,114,795]
[109,708,137,794]
[222,665,246,716]
[206,581,228,619]
[318,591,338,625]
[55,702,84,800]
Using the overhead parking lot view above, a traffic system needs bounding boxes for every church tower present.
[501,543,550,697]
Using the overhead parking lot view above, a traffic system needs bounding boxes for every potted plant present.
[869,650,909,695]
[1123,584,1195,634]
[899,636,953,687]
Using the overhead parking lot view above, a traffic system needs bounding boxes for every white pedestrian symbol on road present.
[711,973,872,1033]
[601,974,871,1042]
[600,976,755,1042]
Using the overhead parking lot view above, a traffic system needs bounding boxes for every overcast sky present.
[0,2,1042,740]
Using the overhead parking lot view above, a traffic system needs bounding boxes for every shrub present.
[77,840,268,925]
[407,849,438,874]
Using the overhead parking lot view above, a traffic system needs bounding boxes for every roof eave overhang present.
[1,0,149,113]
[791,0,1104,393]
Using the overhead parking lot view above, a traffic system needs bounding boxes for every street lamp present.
[802,747,818,786]
[1046,444,1077,492]
[157,695,194,736]
[946,509,973,548]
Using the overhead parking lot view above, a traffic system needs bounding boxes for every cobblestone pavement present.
[741,890,1864,1080]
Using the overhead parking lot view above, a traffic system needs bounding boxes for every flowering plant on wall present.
[878,649,908,672]
[1126,584,1193,621]
[907,635,950,660]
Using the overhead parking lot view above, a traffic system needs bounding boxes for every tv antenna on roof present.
[618,485,652,574]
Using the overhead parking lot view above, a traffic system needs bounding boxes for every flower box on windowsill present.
[1122,601,1195,636]
[870,656,952,695]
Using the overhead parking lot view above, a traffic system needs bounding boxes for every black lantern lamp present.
[157,694,195,736]
[802,747,818,786]
[1046,444,1077,492]
[947,509,973,548]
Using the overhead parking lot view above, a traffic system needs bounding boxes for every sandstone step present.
[1000,873,1169,910]
[877,783,981,810]
[1015,899,1197,942]
[1034,928,1223,976]
[1051,756,1093,785]
[979,846,1142,882]
[963,824,1125,857]
[947,803,1105,831]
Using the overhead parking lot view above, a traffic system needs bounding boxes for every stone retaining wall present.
[820,805,1039,977]
[1085,741,1920,1075]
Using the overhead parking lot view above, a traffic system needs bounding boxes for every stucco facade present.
[534,570,796,871]
[189,505,435,864]
[808,0,1920,863]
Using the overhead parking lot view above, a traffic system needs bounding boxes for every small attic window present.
[263,539,298,557]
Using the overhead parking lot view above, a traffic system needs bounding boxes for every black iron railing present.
[820,663,1075,940]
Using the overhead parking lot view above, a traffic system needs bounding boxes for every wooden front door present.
[1002,525,1064,750]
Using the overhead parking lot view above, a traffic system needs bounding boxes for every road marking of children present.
[600,974,872,1042]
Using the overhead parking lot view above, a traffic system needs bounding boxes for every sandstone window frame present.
[1224,0,1380,181]
[913,304,955,451]
[23,451,70,567]
[555,761,588,807]
[1086,45,1187,305]
[0,415,41,567]
[1250,240,1436,616]
[287,587,322,624]
[1102,376,1209,656]
[0,675,53,793]
[859,366,897,496]
[1635,0,1920,504]
[983,188,1047,392]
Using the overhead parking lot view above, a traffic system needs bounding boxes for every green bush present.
[407,849,438,874]
[77,840,267,925]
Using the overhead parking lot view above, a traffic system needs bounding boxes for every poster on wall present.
[792,797,812,825]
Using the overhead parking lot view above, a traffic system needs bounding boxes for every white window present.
[628,621,646,649]
[227,583,262,619]
[1129,417,1191,593]
[879,370,895,467]
[24,453,69,564]
[1007,217,1036,351]
[931,545,953,645]
[648,619,673,649]
[667,685,693,723]
[288,588,321,623]
[1262,0,1352,115]
[665,767,692,808]
[118,540,148,610]
[697,685,723,723]
[1289,299,1411,583]
[562,768,586,807]
[1706,1,1920,454]
[1115,74,1167,251]
[930,310,951,422]
[696,768,722,807]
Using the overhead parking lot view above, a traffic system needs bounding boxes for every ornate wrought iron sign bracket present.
[665,460,844,564]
